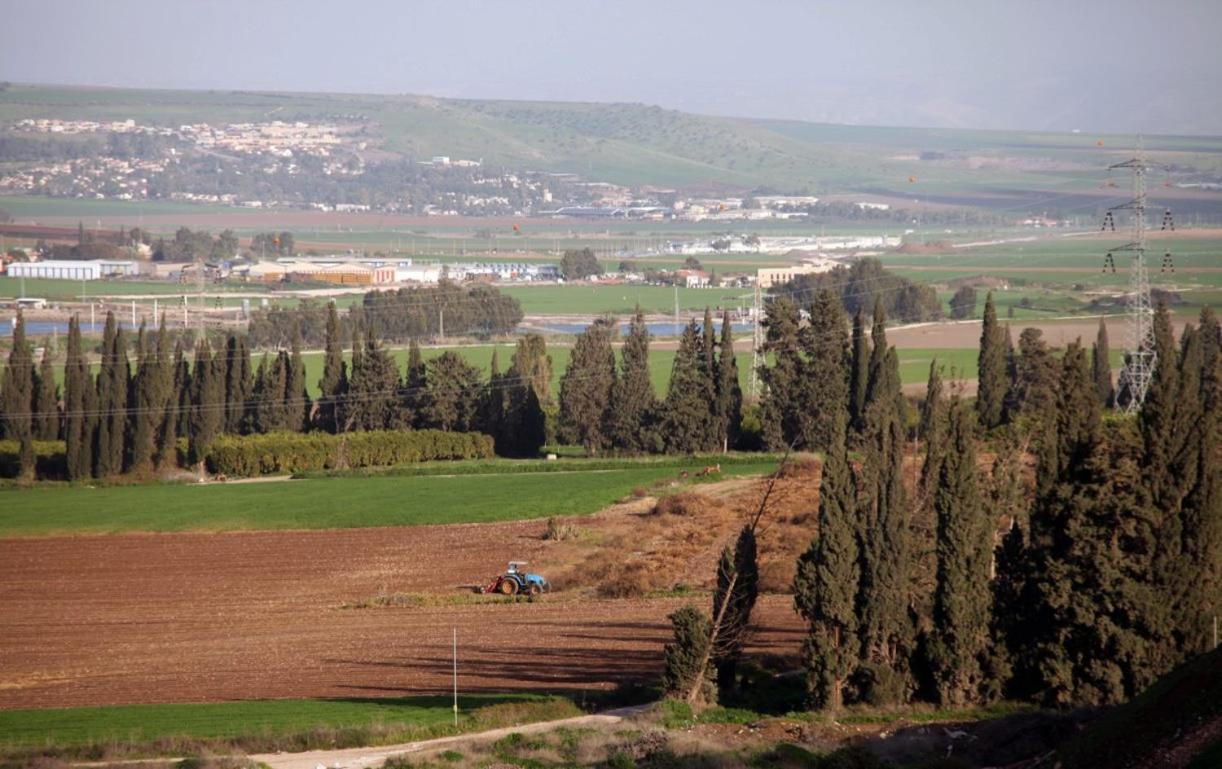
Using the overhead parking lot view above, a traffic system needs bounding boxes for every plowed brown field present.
[0,513,804,709]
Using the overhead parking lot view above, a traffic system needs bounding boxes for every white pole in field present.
[153,297,158,322]
[90,303,95,333]
[130,300,136,328]
[454,623,459,723]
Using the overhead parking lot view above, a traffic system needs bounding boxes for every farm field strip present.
[0,457,778,536]
[0,694,565,752]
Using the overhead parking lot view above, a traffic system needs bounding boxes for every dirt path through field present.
[0,514,803,709]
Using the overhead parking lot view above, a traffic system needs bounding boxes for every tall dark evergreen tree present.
[1,311,36,479]
[1023,341,1112,707]
[608,308,657,453]
[919,361,946,493]
[928,397,993,706]
[794,409,859,710]
[758,298,807,450]
[802,289,849,451]
[478,348,506,441]
[501,335,551,457]
[848,309,871,434]
[1092,317,1115,408]
[63,316,93,480]
[94,314,129,477]
[559,318,617,455]
[222,334,252,435]
[714,309,743,452]
[317,302,347,433]
[1007,328,1059,422]
[33,345,60,441]
[661,321,716,453]
[130,323,159,472]
[421,351,482,432]
[172,338,192,439]
[348,330,401,431]
[402,337,427,428]
[285,326,310,433]
[976,292,1007,429]
[188,339,223,472]
[711,525,760,698]
[149,319,176,470]
[856,340,911,703]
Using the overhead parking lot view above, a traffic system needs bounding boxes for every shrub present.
[661,606,715,704]
[776,457,820,479]
[653,492,704,517]
[206,430,495,477]
[544,517,580,541]
[0,439,67,479]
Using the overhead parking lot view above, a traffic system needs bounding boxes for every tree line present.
[661,294,1219,716]
[246,283,524,349]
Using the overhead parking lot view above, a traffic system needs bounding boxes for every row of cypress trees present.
[794,302,1219,711]
[557,307,743,456]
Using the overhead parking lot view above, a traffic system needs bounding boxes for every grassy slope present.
[0,456,777,536]
[4,84,1220,192]
[1057,646,1221,769]
[0,694,573,754]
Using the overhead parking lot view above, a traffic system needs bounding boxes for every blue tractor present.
[481,561,550,596]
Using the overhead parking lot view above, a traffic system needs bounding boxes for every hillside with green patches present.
[4,84,1221,195]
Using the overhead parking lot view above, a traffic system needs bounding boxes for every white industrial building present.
[6,259,139,280]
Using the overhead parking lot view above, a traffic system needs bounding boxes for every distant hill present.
[3,83,1222,203]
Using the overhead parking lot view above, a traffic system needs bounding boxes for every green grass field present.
[0,694,573,754]
[0,455,778,536]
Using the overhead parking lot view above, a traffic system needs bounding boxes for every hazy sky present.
[3,0,1220,134]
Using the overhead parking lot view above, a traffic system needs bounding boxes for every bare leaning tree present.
[662,453,785,707]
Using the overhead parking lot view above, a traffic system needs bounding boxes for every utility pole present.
[673,284,679,334]
[1102,141,1171,413]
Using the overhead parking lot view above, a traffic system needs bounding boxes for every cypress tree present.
[130,322,157,472]
[402,337,427,428]
[559,317,617,455]
[285,325,310,432]
[794,409,859,710]
[928,397,993,706]
[758,298,806,450]
[802,289,849,451]
[248,353,274,434]
[919,360,946,493]
[848,309,870,433]
[714,309,743,452]
[1092,317,1115,408]
[223,334,252,434]
[711,525,759,698]
[661,606,715,704]
[856,343,911,703]
[976,292,1007,429]
[986,441,1028,700]
[148,319,176,469]
[188,339,223,472]
[608,308,657,453]
[1007,328,1059,422]
[502,335,551,457]
[93,315,128,477]
[34,345,60,441]
[63,316,92,480]
[660,321,715,453]
[477,348,506,441]
[348,332,400,431]
[172,338,192,439]
[2,311,36,479]
[317,302,347,433]
[700,308,719,449]
[422,351,482,432]
[1024,342,1106,707]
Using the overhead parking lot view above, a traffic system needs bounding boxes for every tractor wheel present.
[527,583,542,597]
[499,579,517,596]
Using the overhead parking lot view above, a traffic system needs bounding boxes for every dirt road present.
[0,518,802,709]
